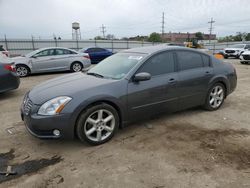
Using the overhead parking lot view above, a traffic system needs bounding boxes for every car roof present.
[122,44,208,55]
[38,47,76,51]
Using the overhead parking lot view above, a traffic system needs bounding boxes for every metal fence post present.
[4,34,8,51]
[111,39,114,52]
[76,38,79,50]
[213,43,215,54]
[31,35,35,50]
[127,39,129,49]
[141,40,144,47]
[54,38,58,47]
[94,39,97,47]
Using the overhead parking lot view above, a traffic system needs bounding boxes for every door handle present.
[205,71,212,76]
[168,78,176,84]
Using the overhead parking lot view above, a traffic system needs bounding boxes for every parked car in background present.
[13,47,91,77]
[240,50,250,64]
[79,47,113,64]
[0,53,20,93]
[0,45,9,57]
[21,46,237,145]
[222,44,250,59]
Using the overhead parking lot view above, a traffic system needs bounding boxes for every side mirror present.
[31,55,37,58]
[133,72,151,82]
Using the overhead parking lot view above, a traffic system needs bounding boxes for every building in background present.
[162,32,216,42]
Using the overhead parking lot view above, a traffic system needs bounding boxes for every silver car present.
[13,47,91,77]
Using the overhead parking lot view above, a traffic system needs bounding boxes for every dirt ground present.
[0,59,250,188]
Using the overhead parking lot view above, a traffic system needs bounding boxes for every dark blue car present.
[80,47,113,64]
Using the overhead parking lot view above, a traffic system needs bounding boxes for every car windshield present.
[87,53,145,80]
[25,49,41,57]
[231,44,245,49]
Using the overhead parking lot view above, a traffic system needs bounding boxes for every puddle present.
[0,149,62,184]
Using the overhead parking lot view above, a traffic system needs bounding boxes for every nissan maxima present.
[13,47,91,77]
[21,46,237,145]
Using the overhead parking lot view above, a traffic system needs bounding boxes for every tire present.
[76,103,119,145]
[224,55,228,59]
[71,62,83,72]
[16,65,29,77]
[204,83,226,111]
[241,61,246,64]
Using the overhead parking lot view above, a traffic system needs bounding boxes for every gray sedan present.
[21,46,237,145]
[13,47,91,77]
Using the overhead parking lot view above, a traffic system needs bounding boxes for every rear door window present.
[176,51,203,71]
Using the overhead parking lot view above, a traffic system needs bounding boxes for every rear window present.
[177,51,203,71]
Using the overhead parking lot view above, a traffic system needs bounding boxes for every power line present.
[208,17,215,43]
[100,24,106,39]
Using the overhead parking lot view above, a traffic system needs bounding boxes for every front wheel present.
[71,62,83,72]
[204,83,225,111]
[76,103,119,145]
[16,65,29,77]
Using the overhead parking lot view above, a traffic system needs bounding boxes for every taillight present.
[83,55,90,59]
[2,51,9,57]
[4,64,16,72]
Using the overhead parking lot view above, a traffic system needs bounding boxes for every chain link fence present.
[0,37,161,56]
[1,37,249,56]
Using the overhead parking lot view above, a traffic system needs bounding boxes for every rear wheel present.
[16,65,29,77]
[76,103,119,145]
[71,62,83,72]
[204,83,225,111]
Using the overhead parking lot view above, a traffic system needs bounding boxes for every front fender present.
[69,95,128,130]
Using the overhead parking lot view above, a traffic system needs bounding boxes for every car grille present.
[242,55,250,60]
[23,96,33,115]
[225,50,235,53]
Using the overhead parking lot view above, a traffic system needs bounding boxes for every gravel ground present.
[0,59,250,188]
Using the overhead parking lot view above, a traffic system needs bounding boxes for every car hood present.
[224,48,243,51]
[28,72,117,104]
[12,56,29,64]
[242,50,250,55]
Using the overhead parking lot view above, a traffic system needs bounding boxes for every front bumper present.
[224,52,240,57]
[21,101,75,139]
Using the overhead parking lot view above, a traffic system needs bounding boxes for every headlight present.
[38,96,72,116]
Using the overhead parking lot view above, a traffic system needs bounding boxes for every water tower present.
[72,22,81,40]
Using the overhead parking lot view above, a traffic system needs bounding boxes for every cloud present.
[0,0,249,39]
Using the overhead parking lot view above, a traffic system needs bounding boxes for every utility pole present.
[100,24,106,39]
[208,17,215,43]
[161,12,165,40]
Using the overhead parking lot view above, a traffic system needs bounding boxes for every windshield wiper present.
[87,72,104,78]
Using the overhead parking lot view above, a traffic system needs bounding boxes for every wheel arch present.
[73,98,125,138]
[16,63,31,73]
[208,76,229,97]
[70,61,84,70]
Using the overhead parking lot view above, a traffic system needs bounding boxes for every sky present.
[0,0,250,39]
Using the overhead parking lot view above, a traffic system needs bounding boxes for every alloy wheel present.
[16,66,28,77]
[72,63,82,72]
[209,85,224,109]
[84,109,115,142]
